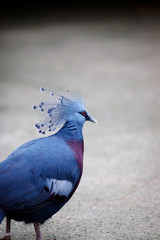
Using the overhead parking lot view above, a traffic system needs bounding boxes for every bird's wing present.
[0,136,80,212]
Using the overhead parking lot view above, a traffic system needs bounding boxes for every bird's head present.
[33,87,96,135]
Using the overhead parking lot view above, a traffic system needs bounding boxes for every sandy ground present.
[0,7,160,240]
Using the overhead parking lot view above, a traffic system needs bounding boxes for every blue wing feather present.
[0,135,80,214]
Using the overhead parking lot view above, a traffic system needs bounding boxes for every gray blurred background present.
[0,3,160,240]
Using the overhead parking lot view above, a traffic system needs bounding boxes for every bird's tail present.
[0,208,5,223]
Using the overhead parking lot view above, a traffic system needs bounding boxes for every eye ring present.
[82,110,86,116]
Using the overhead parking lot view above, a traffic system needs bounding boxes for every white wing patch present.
[44,178,73,197]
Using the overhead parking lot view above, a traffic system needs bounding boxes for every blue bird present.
[0,88,96,240]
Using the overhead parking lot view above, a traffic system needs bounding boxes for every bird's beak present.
[87,114,97,123]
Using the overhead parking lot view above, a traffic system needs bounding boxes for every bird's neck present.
[56,120,84,141]
[55,120,84,177]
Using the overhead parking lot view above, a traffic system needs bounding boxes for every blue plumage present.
[0,88,96,240]
[33,88,86,135]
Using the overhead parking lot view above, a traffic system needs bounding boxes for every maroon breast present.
[65,140,84,174]
[65,139,84,199]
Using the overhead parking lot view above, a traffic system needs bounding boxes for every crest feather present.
[33,87,85,135]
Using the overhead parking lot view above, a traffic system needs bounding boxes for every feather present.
[33,87,85,135]
[0,209,5,223]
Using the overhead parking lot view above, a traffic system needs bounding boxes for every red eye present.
[82,110,86,116]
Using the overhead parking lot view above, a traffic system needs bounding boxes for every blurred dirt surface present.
[0,6,160,240]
